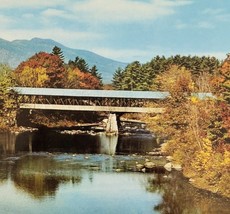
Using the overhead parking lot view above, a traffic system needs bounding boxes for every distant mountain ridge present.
[0,37,128,83]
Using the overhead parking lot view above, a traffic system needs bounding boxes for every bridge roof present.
[13,87,169,99]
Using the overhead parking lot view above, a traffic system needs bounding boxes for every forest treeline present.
[0,48,229,197]
[14,46,103,89]
[112,55,220,90]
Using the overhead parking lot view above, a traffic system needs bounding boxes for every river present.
[0,129,229,214]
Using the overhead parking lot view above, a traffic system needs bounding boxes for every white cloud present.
[173,51,227,60]
[0,0,193,26]
[91,47,157,62]
[0,28,103,46]
[202,8,224,15]
[192,52,227,60]
[202,8,230,23]
[41,9,74,20]
[0,0,69,8]
[0,15,14,25]
[216,14,230,22]
[21,13,35,19]
[197,21,214,29]
[71,0,193,23]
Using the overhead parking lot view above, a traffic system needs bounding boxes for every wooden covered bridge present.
[13,87,168,114]
[12,87,213,134]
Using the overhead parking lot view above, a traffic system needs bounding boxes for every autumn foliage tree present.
[14,52,67,88]
[66,67,102,89]
[146,64,230,198]
[0,64,17,130]
[68,57,103,88]
[15,66,48,87]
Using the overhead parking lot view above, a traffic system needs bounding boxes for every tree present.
[52,46,64,63]
[66,67,102,89]
[15,66,48,87]
[0,64,17,129]
[219,54,230,103]
[112,67,124,90]
[73,57,89,73]
[67,57,103,89]
[90,65,103,87]
[112,61,150,90]
[145,63,230,197]
[14,52,67,88]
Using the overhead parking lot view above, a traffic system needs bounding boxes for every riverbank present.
[160,142,230,199]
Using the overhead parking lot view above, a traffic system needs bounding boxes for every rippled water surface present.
[0,131,229,214]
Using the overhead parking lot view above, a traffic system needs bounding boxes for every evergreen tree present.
[74,57,89,73]
[90,65,103,87]
[112,67,124,90]
[52,46,65,63]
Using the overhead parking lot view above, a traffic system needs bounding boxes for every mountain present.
[0,37,128,83]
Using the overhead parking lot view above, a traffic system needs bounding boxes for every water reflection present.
[0,130,156,155]
[99,134,118,155]
[11,155,82,199]
[146,172,230,214]
[0,131,230,214]
[0,132,17,154]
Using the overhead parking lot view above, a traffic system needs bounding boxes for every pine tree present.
[74,57,89,73]
[52,46,65,63]
[112,67,124,90]
[90,65,103,87]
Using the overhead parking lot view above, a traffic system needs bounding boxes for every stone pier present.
[105,113,118,135]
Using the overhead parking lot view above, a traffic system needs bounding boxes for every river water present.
[0,130,229,214]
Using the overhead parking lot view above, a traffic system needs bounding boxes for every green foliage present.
[68,57,89,73]
[112,67,124,90]
[0,64,17,130]
[52,46,65,63]
[112,61,152,90]
[112,55,220,91]
[89,65,103,87]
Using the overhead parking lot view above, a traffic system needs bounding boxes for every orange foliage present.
[14,52,66,88]
[76,69,101,89]
[67,68,101,89]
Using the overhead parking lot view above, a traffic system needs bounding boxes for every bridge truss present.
[13,87,167,113]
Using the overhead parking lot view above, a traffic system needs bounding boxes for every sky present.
[0,0,229,63]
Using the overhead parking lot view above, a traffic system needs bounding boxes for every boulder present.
[144,161,155,169]
[136,164,144,170]
[164,162,172,171]
[166,156,173,161]
[147,151,162,156]
[172,163,182,171]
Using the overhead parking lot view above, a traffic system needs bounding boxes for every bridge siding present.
[20,103,164,113]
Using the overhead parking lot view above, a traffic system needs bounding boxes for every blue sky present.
[0,0,229,63]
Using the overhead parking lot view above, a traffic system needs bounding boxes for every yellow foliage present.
[146,64,230,198]
[222,150,230,167]
[190,96,199,104]
[16,66,48,87]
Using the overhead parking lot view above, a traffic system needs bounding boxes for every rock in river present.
[144,161,155,169]
[164,162,172,171]
[136,164,144,170]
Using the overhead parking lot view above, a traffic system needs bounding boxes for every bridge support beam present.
[105,113,118,135]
